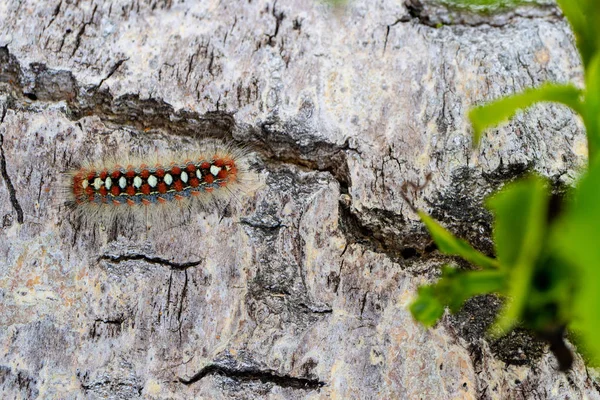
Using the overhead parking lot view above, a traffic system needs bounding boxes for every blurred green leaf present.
[557,0,600,69]
[411,285,445,327]
[411,266,506,326]
[470,84,583,146]
[584,54,600,161]
[486,176,549,334]
[552,159,600,363]
[487,176,548,267]
[522,255,574,335]
[418,211,499,269]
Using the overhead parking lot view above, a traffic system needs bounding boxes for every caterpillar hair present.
[63,139,260,231]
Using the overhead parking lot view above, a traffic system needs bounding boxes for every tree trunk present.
[0,0,597,398]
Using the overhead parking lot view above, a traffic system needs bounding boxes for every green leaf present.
[410,266,506,326]
[410,285,445,327]
[551,159,600,364]
[486,176,550,335]
[470,83,583,146]
[557,0,600,69]
[418,211,499,269]
[583,54,600,162]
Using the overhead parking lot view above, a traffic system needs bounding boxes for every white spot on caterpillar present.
[93,178,103,190]
[164,173,173,185]
[210,165,221,176]
[82,179,89,189]
[105,177,112,189]
[196,170,202,179]
[119,176,127,189]
[148,175,158,188]
[133,176,142,188]
[181,171,188,183]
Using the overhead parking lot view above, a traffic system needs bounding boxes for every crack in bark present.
[178,364,326,390]
[298,302,332,314]
[71,5,98,58]
[383,16,411,55]
[98,254,201,270]
[338,200,431,265]
[94,58,128,90]
[1,47,236,137]
[44,0,62,31]
[256,120,353,188]
[90,318,124,339]
[266,0,285,47]
[176,269,188,343]
[0,105,24,224]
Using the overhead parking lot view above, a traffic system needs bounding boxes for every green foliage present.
[584,54,600,158]
[557,0,600,69]
[469,84,583,146]
[411,0,600,368]
[412,178,555,333]
[551,159,600,364]
[487,177,552,334]
[410,267,506,326]
[418,212,499,269]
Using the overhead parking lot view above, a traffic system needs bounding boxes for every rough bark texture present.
[0,0,598,399]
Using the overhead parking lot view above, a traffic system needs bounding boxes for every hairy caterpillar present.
[65,140,259,229]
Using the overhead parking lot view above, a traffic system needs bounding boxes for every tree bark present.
[0,0,597,399]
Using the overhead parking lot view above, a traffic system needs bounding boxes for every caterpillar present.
[65,140,259,229]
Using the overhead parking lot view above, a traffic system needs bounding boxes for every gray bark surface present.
[0,0,597,399]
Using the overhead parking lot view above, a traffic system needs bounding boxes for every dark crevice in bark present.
[383,16,411,55]
[297,302,332,314]
[239,218,285,232]
[98,254,202,270]
[338,199,433,266]
[93,318,124,324]
[176,269,188,343]
[0,47,236,140]
[71,4,98,58]
[94,58,128,90]
[178,364,326,390]
[0,105,24,224]
[254,119,352,188]
[266,0,285,47]
[90,318,125,339]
